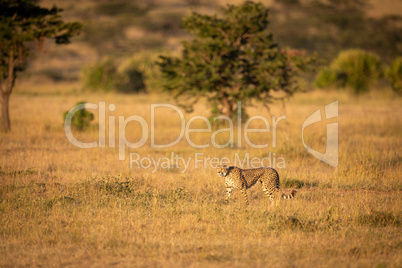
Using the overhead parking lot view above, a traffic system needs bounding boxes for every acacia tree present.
[0,0,82,132]
[158,1,314,119]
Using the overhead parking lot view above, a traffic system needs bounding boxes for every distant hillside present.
[25,0,402,84]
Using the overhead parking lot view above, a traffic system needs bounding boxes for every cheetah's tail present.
[282,189,297,199]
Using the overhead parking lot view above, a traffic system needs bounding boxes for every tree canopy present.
[0,0,82,131]
[158,1,315,119]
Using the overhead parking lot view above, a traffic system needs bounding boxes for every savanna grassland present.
[0,84,401,267]
[1,0,402,267]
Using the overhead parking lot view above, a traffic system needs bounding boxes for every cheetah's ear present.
[217,165,228,168]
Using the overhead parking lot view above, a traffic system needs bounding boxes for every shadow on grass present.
[282,178,319,189]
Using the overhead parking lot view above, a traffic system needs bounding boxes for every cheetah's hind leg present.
[262,185,281,206]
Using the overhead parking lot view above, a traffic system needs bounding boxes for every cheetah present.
[216,166,297,205]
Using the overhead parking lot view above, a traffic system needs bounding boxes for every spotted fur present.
[216,166,297,205]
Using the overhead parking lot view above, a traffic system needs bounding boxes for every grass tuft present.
[358,210,401,227]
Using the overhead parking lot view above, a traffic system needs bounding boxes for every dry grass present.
[1,0,400,266]
[0,82,401,267]
[1,0,401,266]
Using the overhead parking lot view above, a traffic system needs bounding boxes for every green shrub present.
[81,56,148,93]
[81,58,119,92]
[315,49,383,94]
[64,102,94,131]
[386,57,402,95]
[120,51,163,92]
[116,60,147,93]
[314,68,338,89]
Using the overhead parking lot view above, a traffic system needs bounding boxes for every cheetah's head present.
[216,165,230,177]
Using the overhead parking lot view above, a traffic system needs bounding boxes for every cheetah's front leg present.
[241,188,249,205]
[225,187,233,203]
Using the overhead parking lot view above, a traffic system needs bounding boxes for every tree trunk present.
[0,91,11,132]
[0,48,16,132]
[222,96,234,118]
